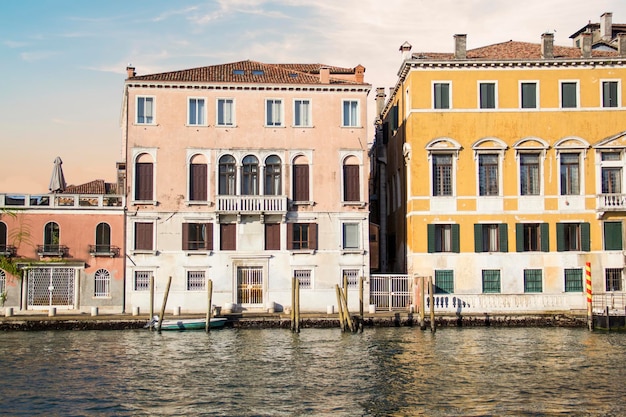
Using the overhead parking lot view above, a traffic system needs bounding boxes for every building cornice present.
[126,81,371,94]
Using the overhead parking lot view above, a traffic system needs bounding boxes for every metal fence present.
[369,274,412,311]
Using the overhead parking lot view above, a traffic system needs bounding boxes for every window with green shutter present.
[435,270,454,294]
[475,224,508,252]
[524,269,543,293]
[604,221,623,250]
[429,224,459,253]
[482,270,501,293]
[564,268,583,292]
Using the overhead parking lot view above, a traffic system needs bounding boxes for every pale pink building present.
[0,179,125,312]
[122,61,371,313]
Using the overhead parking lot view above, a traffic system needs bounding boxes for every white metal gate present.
[237,266,263,305]
[27,267,76,309]
[370,274,412,311]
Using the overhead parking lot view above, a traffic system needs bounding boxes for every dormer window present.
[233,69,245,75]
[252,70,264,76]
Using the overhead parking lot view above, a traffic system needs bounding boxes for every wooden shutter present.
[265,223,280,250]
[581,222,590,252]
[204,223,214,250]
[343,165,360,202]
[556,223,565,252]
[309,223,318,250]
[135,222,153,250]
[427,224,435,253]
[182,223,189,250]
[515,223,523,252]
[293,165,309,201]
[474,224,483,253]
[499,224,508,252]
[190,164,207,201]
[451,224,460,253]
[135,163,153,201]
[287,223,294,250]
[220,223,236,250]
[540,223,549,252]
[604,221,623,250]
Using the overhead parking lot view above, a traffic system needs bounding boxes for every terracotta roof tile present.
[412,40,619,61]
[129,60,366,85]
[63,180,117,195]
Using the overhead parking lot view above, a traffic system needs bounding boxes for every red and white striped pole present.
[586,262,592,331]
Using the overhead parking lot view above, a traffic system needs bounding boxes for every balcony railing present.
[0,193,124,209]
[597,193,626,212]
[0,245,17,257]
[216,195,287,213]
[36,244,69,257]
[88,245,120,257]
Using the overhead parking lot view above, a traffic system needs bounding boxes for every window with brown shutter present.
[220,223,236,250]
[135,162,153,201]
[135,222,153,250]
[183,223,213,251]
[189,164,207,201]
[343,164,360,202]
[288,223,317,250]
[292,164,309,201]
[265,223,280,250]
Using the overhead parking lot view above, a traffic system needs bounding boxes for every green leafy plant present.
[0,291,6,307]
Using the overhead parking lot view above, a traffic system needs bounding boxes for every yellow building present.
[373,30,626,313]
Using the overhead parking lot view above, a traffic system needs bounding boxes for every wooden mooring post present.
[418,276,426,330]
[295,277,301,333]
[157,276,172,333]
[335,285,345,332]
[149,276,155,331]
[205,279,213,333]
[428,276,436,333]
[358,276,364,332]
[291,276,300,333]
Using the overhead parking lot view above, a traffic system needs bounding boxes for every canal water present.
[0,327,624,416]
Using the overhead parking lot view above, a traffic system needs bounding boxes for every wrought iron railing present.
[88,245,120,257]
[36,245,69,257]
[0,245,17,257]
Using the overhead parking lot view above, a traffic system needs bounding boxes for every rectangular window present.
[606,268,623,291]
[294,270,312,289]
[136,96,154,124]
[186,270,206,291]
[266,99,283,126]
[432,154,453,196]
[520,153,540,195]
[342,269,360,289]
[94,270,110,297]
[561,82,578,108]
[135,162,154,201]
[220,223,236,251]
[557,223,590,252]
[292,165,309,201]
[474,223,508,253]
[560,153,580,195]
[479,82,496,109]
[516,223,549,252]
[604,221,623,250]
[521,82,537,109]
[343,165,360,202]
[134,271,151,291]
[294,99,311,127]
[478,154,499,196]
[134,222,153,251]
[434,270,454,294]
[427,224,460,253]
[564,268,583,292]
[265,223,280,250]
[288,223,317,250]
[189,163,207,201]
[188,98,205,125]
[342,223,360,250]
[524,269,543,293]
[217,99,234,126]
[182,223,213,251]
[602,81,619,108]
[482,270,501,293]
[342,100,359,127]
[433,83,450,109]
[601,152,622,194]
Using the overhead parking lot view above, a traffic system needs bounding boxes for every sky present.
[1,0,625,194]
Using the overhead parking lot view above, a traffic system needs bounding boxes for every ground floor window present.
[294,269,312,289]
[187,270,206,291]
[134,271,151,291]
[434,270,454,294]
[482,270,501,293]
[342,269,360,289]
[564,268,583,292]
[524,269,543,293]
[94,269,111,297]
[605,268,623,292]
[0,269,5,295]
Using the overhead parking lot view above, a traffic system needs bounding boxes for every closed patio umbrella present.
[48,157,66,193]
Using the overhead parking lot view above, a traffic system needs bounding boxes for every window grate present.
[94,269,111,297]
[564,268,583,292]
[187,271,206,291]
[342,269,360,289]
[435,270,454,294]
[134,271,151,291]
[524,269,543,293]
[294,270,312,289]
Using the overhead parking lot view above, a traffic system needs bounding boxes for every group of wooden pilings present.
[148,276,215,333]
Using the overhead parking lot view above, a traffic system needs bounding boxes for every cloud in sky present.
[0,0,625,193]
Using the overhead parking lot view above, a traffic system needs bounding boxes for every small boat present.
[147,316,228,331]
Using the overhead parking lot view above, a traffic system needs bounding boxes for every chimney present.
[375,87,386,116]
[319,66,330,84]
[354,65,365,84]
[541,32,554,59]
[581,32,592,58]
[399,41,412,60]
[454,34,467,59]
[126,65,136,78]
[601,12,613,41]
[618,33,626,57]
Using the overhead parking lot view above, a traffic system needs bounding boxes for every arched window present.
[94,269,111,297]
[189,154,208,201]
[241,155,259,195]
[0,269,5,295]
[95,223,111,253]
[264,155,282,195]
[292,155,309,202]
[44,222,60,252]
[0,222,7,251]
[218,155,236,195]
[135,153,154,201]
[343,156,360,202]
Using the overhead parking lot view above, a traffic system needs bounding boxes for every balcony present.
[216,195,287,214]
[36,245,69,257]
[596,193,626,213]
[88,245,120,258]
[0,245,16,257]
[0,193,124,210]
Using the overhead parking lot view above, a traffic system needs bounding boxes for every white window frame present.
[265,98,284,127]
[341,268,361,289]
[476,152,503,197]
[216,98,235,127]
[293,99,312,127]
[519,80,539,109]
[477,81,498,109]
[342,222,361,251]
[559,80,579,109]
[94,269,111,298]
[136,96,155,125]
[293,269,313,289]
[432,81,452,110]
[342,99,360,127]
[185,269,207,291]
[187,97,206,126]
[132,269,153,292]
[131,219,157,255]
[600,79,621,108]
[131,148,157,205]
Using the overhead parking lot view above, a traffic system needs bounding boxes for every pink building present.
[122,61,371,313]
[0,179,125,313]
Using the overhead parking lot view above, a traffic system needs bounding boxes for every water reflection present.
[0,328,625,416]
